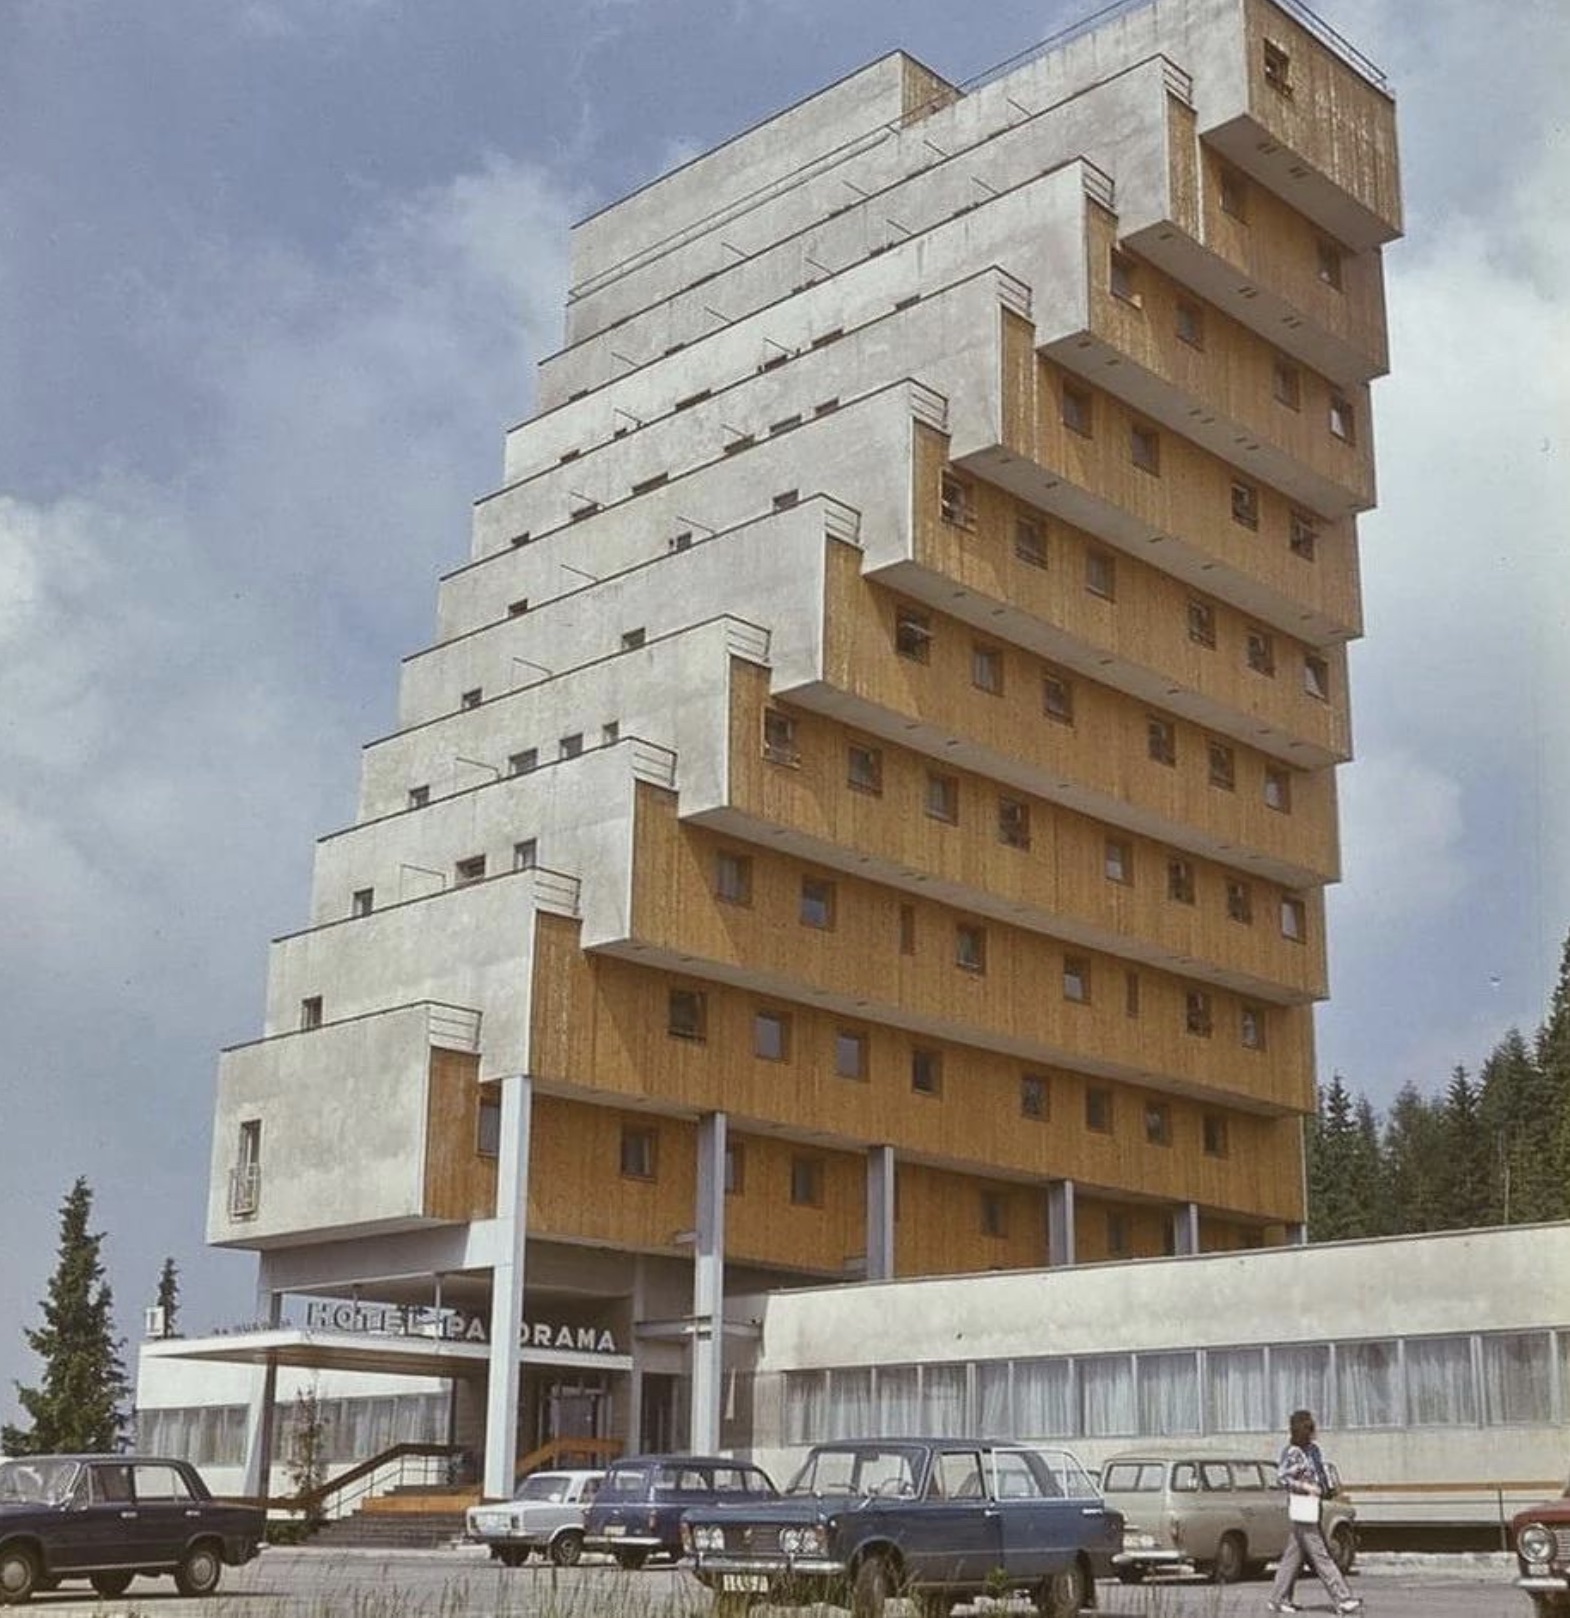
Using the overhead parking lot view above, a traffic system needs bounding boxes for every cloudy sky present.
[1,0,1565,1424]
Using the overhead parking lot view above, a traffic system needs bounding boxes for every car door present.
[897,1448,999,1590]
[131,1463,204,1566]
[989,1447,1093,1583]
[52,1462,138,1571]
[1197,1461,1237,1560]
[1231,1461,1277,1552]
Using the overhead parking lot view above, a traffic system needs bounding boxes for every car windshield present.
[788,1447,922,1498]
[0,1459,80,1506]
[514,1474,571,1502]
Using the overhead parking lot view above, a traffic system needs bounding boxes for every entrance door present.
[525,1372,613,1463]
[640,1373,686,1454]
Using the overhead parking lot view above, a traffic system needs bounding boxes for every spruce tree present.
[155,1257,180,1339]
[1481,1027,1555,1222]
[1438,1066,1492,1228]
[1307,1076,1369,1239]
[2,1178,129,1455]
[1533,932,1570,1218]
[1382,1083,1446,1232]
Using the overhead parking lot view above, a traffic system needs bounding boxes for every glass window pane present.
[1207,1347,1268,1432]
[1269,1343,1329,1425]
[877,1366,921,1436]
[1336,1340,1401,1427]
[1013,1359,1073,1437]
[1138,1351,1200,1435]
[826,1368,873,1440]
[977,1363,1011,1438]
[1080,1354,1136,1437]
[1481,1332,1553,1423]
[784,1371,825,1444]
[921,1364,969,1437]
[1405,1336,1477,1426]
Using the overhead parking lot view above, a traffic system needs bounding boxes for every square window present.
[620,1127,657,1180]
[508,597,529,617]
[1188,598,1216,647]
[1329,394,1356,443]
[1085,1086,1113,1133]
[911,1048,943,1095]
[754,1009,791,1062]
[351,888,374,918]
[997,795,1031,850]
[799,877,836,930]
[509,748,538,776]
[1020,1073,1049,1120]
[763,708,799,765]
[559,733,584,759]
[512,838,537,872]
[1062,382,1093,437]
[899,903,917,956]
[1203,1114,1229,1157]
[1131,423,1161,474]
[1304,654,1330,701]
[1148,717,1177,767]
[601,721,620,746]
[1316,238,1344,289]
[972,643,1004,694]
[1219,168,1249,221]
[955,924,987,974]
[299,996,323,1031]
[1104,837,1133,885]
[1208,740,1236,791]
[620,627,646,650]
[895,607,933,662]
[1264,39,1292,92]
[715,850,752,905]
[1063,956,1091,1003]
[476,1093,501,1157]
[925,772,959,823]
[980,1191,1009,1238]
[1176,300,1204,348]
[724,1141,745,1196]
[1086,549,1117,600]
[1241,1004,1267,1050]
[848,743,884,794]
[1273,358,1302,410]
[790,1156,824,1207]
[407,784,430,809]
[455,854,487,886]
[1281,895,1307,942]
[1042,671,1075,725]
[835,1029,868,1080]
[1015,516,1048,568]
[1185,991,1213,1037]
[668,989,707,1041]
[670,530,693,553]
[1246,629,1277,676]
[941,472,974,528]
[461,687,483,711]
[1124,971,1141,1019]
[1226,879,1254,924]
[1231,480,1260,529]
[1167,857,1196,905]
[1145,1102,1172,1147]
[1264,765,1292,813]
[1109,249,1141,305]
[1290,510,1319,560]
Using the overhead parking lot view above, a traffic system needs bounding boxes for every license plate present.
[603,1524,625,1537]
[722,1575,769,1592]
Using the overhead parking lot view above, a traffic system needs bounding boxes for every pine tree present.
[1481,1027,1555,1223]
[155,1257,180,1339]
[2,1178,129,1454]
[1307,1076,1377,1239]
[1351,1095,1390,1236]
[1382,1082,1446,1232]
[1533,933,1570,1219]
[1437,1066,1492,1228]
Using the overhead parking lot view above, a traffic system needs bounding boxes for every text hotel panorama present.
[303,1299,619,1354]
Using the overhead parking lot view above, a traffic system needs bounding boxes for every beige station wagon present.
[1101,1452,1357,1584]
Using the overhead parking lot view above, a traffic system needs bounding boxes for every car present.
[583,1453,776,1568]
[680,1437,1121,1618]
[1512,1483,1570,1613]
[464,1467,602,1566]
[1100,1451,1357,1584]
[0,1453,265,1603]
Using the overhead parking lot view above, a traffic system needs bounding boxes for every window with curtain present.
[1138,1351,1200,1434]
[1206,1347,1267,1432]
[784,1371,825,1444]
[1269,1343,1329,1427]
[1482,1333,1554,1424]
[1080,1354,1136,1437]
[1336,1340,1401,1427]
[877,1365,921,1436]
[921,1363,969,1436]
[1405,1335,1477,1425]
[826,1368,874,1439]
[1013,1358,1073,1437]
[977,1362,1012,1437]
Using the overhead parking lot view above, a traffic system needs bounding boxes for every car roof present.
[1,1454,186,1465]
[1102,1452,1273,1466]
[608,1454,765,1468]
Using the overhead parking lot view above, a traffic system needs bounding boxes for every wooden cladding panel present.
[730,661,1328,1001]
[423,1048,497,1223]
[1166,97,1201,240]
[820,544,1341,885]
[999,309,1038,459]
[894,1163,1049,1277]
[724,1132,866,1274]
[1085,208,1374,511]
[528,913,1307,1225]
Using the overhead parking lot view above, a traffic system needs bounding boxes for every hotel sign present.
[303,1299,618,1354]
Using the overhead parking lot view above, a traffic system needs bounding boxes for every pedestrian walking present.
[1268,1408,1362,1614]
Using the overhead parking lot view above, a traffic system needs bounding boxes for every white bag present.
[1288,1490,1321,1525]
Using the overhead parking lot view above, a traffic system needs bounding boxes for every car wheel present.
[496,1546,528,1568]
[91,1571,135,1598]
[1039,1560,1088,1618]
[550,1530,584,1567]
[613,1548,649,1571]
[0,1544,38,1605]
[851,1553,894,1618]
[1328,1523,1357,1575]
[174,1540,224,1598]
[1211,1531,1247,1584]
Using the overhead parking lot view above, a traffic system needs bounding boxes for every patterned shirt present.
[1277,1440,1333,1495]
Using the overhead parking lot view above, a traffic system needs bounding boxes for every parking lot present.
[8,1548,1525,1617]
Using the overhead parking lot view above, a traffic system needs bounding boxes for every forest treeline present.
[1307,934,1570,1239]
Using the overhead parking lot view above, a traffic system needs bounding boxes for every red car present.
[1513,1486,1570,1614]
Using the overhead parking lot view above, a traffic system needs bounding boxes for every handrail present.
[514,1435,624,1485]
[257,1441,465,1519]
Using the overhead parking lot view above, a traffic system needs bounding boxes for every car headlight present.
[781,1525,826,1556]
[1519,1523,1556,1564]
[689,1524,725,1552]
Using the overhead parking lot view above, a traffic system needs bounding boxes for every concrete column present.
[240,1278,283,1500]
[1048,1179,1077,1267]
[1172,1201,1201,1256]
[627,1256,647,1453]
[689,1111,727,1453]
[483,1072,533,1500]
[866,1145,896,1281]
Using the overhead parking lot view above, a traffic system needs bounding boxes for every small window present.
[559,733,584,759]
[1086,549,1116,600]
[1264,765,1292,813]
[1124,971,1141,1019]
[1187,599,1217,648]
[668,989,707,1041]
[911,1048,943,1095]
[1281,895,1308,942]
[1020,1074,1049,1120]
[1208,740,1236,791]
[1289,510,1319,560]
[476,1094,502,1157]
[1304,654,1330,700]
[1063,956,1091,1004]
[620,1126,657,1180]
[601,721,620,746]
[1226,879,1254,924]
[763,708,800,766]
[1231,480,1260,530]
[941,473,975,528]
[299,996,323,1031]
[1109,249,1141,306]
[510,530,531,548]
[895,607,933,663]
[1219,167,1249,221]
[408,785,430,809]
[508,598,529,618]
[461,687,483,711]
[621,627,646,651]
[848,743,884,795]
[772,488,799,511]
[1175,299,1204,348]
[455,854,487,886]
[1185,991,1214,1037]
[509,748,538,776]
[955,924,987,974]
[997,795,1031,850]
[715,850,752,905]
[1104,837,1132,885]
[351,888,374,918]
[800,878,836,930]
[512,839,537,872]
[1131,423,1161,475]
[790,1156,824,1207]
[1241,1004,1267,1050]
[670,530,693,553]
[1203,1113,1230,1157]
[1015,516,1048,568]
[1145,1102,1172,1146]
[899,904,917,956]
[1246,628,1277,676]
[1316,237,1345,290]
[1263,39,1293,93]
[835,1029,868,1081]
[1062,382,1093,437]
[1107,1212,1130,1256]
[1042,671,1075,725]
[971,643,1004,695]
[1085,1086,1113,1134]
[754,1010,791,1062]
[925,772,959,824]
[1273,358,1302,410]
[980,1191,1009,1238]
[1148,717,1177,767]
[1167,857,1196,905]
[724,1142,745,1195]
[1329,393,1356,444]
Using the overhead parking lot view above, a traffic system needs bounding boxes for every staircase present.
[309,1485,479,1550]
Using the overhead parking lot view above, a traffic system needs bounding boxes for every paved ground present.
[18,1549,1527,1617]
